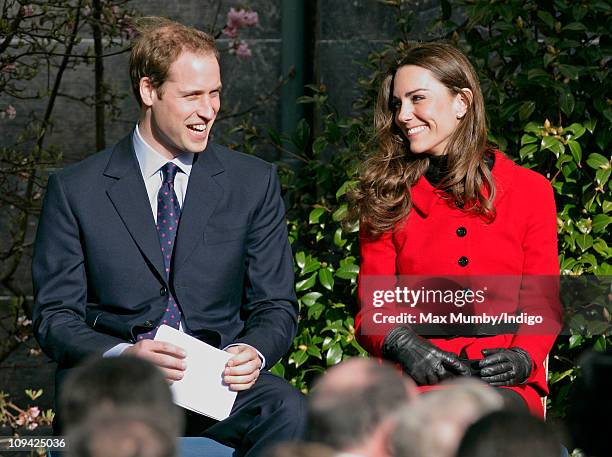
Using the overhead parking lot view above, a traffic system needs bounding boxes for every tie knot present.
[161,162,180,185]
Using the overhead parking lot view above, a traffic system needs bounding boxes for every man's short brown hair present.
[129,17,219,105]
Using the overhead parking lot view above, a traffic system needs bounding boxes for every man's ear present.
[454,88,473,119]
[139,77,156,107]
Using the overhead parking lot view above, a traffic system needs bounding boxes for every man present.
[32,17,304,457]
[306,358,416,457]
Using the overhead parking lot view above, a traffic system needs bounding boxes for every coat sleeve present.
[32,174,127,367]
[356,229,398,356]
[510,172,561,382]
[232,165,298,367]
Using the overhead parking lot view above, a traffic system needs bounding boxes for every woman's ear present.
[454,88,473,119]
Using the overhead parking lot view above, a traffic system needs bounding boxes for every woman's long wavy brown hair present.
[350,42,495,238]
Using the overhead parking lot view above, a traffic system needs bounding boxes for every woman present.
[351,42,560,417]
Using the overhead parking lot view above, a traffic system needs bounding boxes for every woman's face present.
[392,65,465,156]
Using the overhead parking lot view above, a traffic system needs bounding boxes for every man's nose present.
[197,97,215,119]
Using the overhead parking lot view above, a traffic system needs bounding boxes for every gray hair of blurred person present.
[263,442,336,457]
[306,358,415,450]
[59,355,183,435]
[389,377,504,457]
[66,409,176,457]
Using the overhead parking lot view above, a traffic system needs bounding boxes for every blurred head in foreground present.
[389,377,503,457]
[307,357,416,457]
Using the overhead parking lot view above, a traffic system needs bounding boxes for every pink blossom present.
[222,26,239,38]
[16,412,26,426]
[21,5,34,17]
[1,105,16,120]
[28,407,40,419]
[226,8,259,29]
[234,42,252,58]
[6,105,16,119]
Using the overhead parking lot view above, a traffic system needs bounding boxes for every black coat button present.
[143,320,154,328]
[456,227,467,237]
[458,256,469,267]
[160,286,168,296]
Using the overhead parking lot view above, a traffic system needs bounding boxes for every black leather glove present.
[382,326,471,385]
[479,347,532,386]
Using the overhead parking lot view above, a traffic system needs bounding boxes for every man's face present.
[141,51,221,158]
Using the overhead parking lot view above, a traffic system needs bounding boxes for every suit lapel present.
[173,143,225,273]
[103,134,166,281]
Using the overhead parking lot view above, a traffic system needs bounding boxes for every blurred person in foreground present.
[67,410,176,457]
[456,410,564,457]
[567,350,612,457]
[389,377,503,457]
[351,42,562,417]
[306,358,416,457]
[32,17,303,457]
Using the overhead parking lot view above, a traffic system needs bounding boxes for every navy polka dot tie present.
[139,162,183,340]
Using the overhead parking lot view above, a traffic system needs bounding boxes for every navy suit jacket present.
[32,133,298,372]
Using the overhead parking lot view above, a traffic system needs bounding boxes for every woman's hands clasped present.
[382,326,471,385]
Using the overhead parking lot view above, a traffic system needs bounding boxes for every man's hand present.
[382,326,470,385]
[124,340,186,384]
[224,344,262,392]
[479,347,532,386]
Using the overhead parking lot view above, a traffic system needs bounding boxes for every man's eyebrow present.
[178,85,223,95]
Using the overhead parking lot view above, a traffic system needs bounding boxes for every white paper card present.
[154,325,237,421]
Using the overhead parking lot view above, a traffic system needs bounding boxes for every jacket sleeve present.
[511,173,561,382]
[232,165,298,367]
[32,174,127,367]
[356,229,398,356]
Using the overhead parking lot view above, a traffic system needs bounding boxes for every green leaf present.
[292,349,309,367]
[563,22,587,31]
[326,343,343,366]
[569,335,583,349]
[312,137,327,155]
[309,207,325,224]
[537,10,555,29]
[319,268,334,291]
[576,234,592,252]
[594,336,607,352]
[308,302,325,320]
[332,204,348,222]
[301,292,323,307]
[592,214,612,234]
[296,273,317,292]
[565,123,586,140]
[333,227,347,247]
[269,362,285,377]
[336,264,360,280]
[567,140,582,163]
[596,168,610,186]
[584,118,597,134]
[558,64,580,80]
[541,136,565,156]
[520,143,538,160]
[295,251,306,269]
[336,180,358,199]
[592,239,611,257]
[303,257,322,275]
[586,153,609,170]
[519,101,536,121]
[521,134,538,145]
[560,91,575,116]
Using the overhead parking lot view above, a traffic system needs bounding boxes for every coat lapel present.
[103,134,166,281]
[173,143,225,273]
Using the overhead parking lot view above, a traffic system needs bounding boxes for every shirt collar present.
[132,123,194,178]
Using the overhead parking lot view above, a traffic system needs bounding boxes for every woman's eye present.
[412,95,424,102]
[391,99,401,110]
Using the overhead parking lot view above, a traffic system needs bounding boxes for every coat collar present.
[410,150,514,217]
[102,133,226,280]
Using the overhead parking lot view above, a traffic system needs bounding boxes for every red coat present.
[356,150,560,417]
